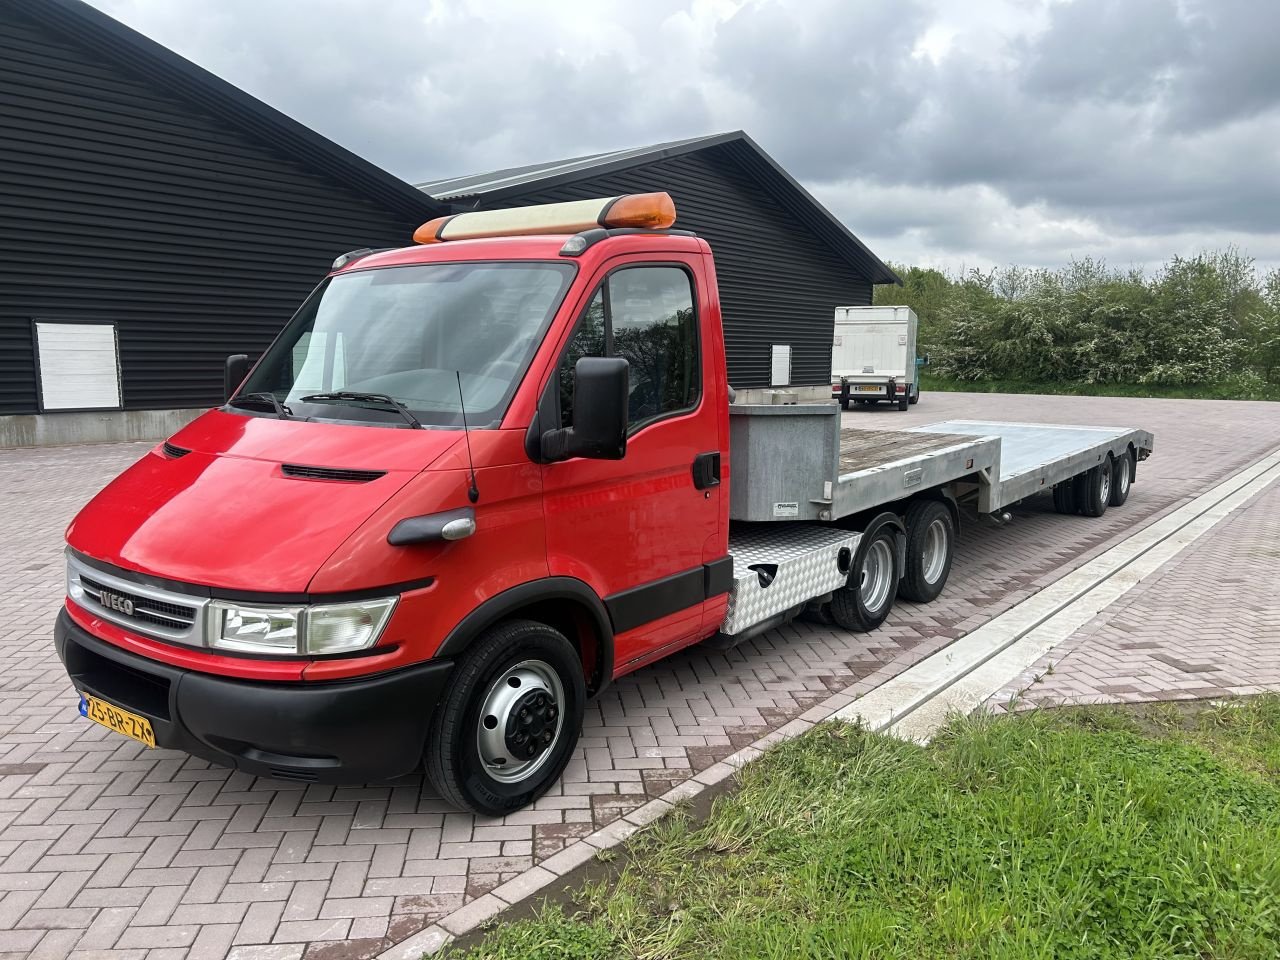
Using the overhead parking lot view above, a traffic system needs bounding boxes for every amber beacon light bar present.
[412,192,677,244]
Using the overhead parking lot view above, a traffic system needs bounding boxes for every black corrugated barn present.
[1,0,895,442]
[0,0,442,426]
[418,133,899,393]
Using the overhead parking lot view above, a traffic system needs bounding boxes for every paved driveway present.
[2,393,1279,959]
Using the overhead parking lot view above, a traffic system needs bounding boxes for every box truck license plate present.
[856,385,881,392]
[79,694,156,748]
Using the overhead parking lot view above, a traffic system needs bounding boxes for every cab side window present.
[557,266,698,430]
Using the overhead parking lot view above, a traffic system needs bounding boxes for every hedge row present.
[874,251,1280,388]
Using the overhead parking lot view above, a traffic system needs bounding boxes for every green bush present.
[875,250,1279,387]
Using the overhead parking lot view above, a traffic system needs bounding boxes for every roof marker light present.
[412,192,677,244]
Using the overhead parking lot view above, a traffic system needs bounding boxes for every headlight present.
[208,597,397,656]
[210,602,303,654]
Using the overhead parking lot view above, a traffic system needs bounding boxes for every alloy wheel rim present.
[922,518,949,584]
[476,659,565,784]
[859,538,894,613]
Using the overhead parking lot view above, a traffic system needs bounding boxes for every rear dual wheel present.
[1110,449,1132,506]
[1078,458,1112,517]
[1052,456,1116,518]
[829,523,899,631]
[425,619,585,816]
[898,500,955,603]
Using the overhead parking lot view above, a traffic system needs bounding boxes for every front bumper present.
[55,609,453,783]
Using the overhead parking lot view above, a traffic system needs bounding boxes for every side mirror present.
[224,354,252,401]
[541,357,628,462]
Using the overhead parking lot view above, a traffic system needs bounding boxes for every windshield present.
[235,260,576,428]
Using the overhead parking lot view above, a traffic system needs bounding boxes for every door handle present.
[692,451,721,490]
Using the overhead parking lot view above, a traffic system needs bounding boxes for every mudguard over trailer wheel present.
[898,500,955,603]
[829,518,900,631]
[425,619,585,816]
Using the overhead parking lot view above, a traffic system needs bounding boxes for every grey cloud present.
[84,0,1280,270]
[1020,0,1189,106]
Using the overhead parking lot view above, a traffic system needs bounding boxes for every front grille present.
[68,553,208,646]
[79,575,198,631]
[281,464,386,483]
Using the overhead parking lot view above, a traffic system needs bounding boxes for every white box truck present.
[831,305,920,411]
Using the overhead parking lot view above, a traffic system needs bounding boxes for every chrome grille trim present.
[66,551,209,646]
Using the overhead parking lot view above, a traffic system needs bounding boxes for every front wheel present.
[425,619,585,815]
[829,523,898,631]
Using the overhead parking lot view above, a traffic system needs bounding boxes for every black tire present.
[840,397,852,411]
[425,619,585,816]
[1077,459,1112,518]
[898,500,955,603]
[897,396,909,411]
[829,523,898,631]
[1052,480,1076,514]
[908,388,919,405]
[1110,449,1132,506]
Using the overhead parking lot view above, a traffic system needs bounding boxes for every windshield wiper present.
[229,392,293,419]
[301,392,422,429]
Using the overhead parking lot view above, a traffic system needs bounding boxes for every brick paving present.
[2,393,1279,959]
[988,475,1280,712]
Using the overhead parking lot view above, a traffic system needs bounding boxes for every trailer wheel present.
[1109,450,1132,506]
[424,619,585,816]
[898,500,954,603]
[829,525,898,631]
[1077,459,1112,518]
[1052,480,1075,514]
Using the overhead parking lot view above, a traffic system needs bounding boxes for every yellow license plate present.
[81,694,156,748]
[856,385,882,392]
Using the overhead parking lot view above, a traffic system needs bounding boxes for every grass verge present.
[918,372,1280,402]
[447,697,1280,960]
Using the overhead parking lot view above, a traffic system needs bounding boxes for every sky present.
[85,0,1280,275]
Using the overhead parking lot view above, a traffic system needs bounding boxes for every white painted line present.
[836,447,1280,741]
[382,446,1280,959]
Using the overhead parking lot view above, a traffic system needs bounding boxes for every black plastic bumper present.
[55,609,454,783]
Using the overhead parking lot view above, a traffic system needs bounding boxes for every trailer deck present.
[831,427,999,519]
[909,420,1154,513]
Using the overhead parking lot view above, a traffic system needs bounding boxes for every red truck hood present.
[65,410,461,593]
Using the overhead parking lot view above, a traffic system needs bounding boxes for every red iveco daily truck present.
[56,193,1153,814]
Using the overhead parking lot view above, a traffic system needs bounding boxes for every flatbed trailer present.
[720,405,1153,641]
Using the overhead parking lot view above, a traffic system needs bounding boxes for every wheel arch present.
[433,578,615,696]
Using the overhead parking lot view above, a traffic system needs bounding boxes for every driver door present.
[540,255,722,673]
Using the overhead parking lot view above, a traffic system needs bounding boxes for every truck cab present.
[57,194,735,814]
